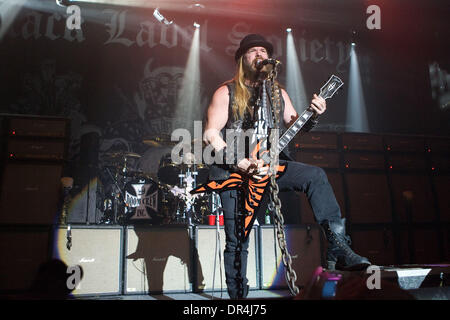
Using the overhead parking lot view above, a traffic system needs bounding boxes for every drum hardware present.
[99,166,125,224]
[97,148,212,226]
[104,151,142,159]
[168,163,209,225]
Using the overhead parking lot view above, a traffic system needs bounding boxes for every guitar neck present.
[277,108,315,153]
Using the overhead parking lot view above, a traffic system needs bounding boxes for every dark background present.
[0,0,448,164]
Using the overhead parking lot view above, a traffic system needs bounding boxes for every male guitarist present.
[202,34,370,299]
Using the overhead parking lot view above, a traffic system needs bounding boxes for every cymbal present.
[104,151,142,158]
[142,134,177,147]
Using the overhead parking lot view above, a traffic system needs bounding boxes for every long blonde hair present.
[229,56,284,121]
[229,56,251,120]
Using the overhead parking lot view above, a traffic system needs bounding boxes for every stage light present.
[193,22,200,28]
[346,44,370,132]
[175,26,201,132]
[286,30,308,114]
[188,3,205,9]
[350,30,357,47]
[286,28,292,33]
[153,8,173,25]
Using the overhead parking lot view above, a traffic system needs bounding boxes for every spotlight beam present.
[175,26,201,131]
[286,31,308,114]
[346,45,369,132]
[0,0,28,40]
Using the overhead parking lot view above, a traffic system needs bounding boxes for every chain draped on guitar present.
[191,75,344,239]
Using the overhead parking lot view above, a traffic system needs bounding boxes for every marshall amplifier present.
[4,115,69,138]
[260,224,325,290]
[125,225,193,294]
[384,135,426,153]
[295,151,340,169]
[7,138,66,161]
[343,153,385,170]
[52,225,123,296]
[341,133,384,152]
[294,132,338,150]
[0,162,63,225]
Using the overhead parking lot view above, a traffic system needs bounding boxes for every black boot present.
[321,219,371,271]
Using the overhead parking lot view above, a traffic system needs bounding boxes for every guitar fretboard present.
[278,108,315,153]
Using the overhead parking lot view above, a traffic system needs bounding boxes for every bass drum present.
[122,178,168,225]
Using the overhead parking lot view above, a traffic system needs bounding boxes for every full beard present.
[243,58,271,84]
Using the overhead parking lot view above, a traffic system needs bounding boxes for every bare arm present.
[281,89,299,127]
[281,89,327,127]
[203,84,262,175]
[203,85,229,152]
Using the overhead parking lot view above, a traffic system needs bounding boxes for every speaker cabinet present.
[125,226,192,294]
[390,174,436,223]
[0,227,50,291]
[52,226,123,296]
[384,135,425,152]
[6,116,68,138]
[260,224,325,290]
[295,132,338,150]
[0,163,63,225]
[411,227,442,264]
[295,151,340,169]
[343,153,385,170]
[351,227,396,266]
[193,225,259,292]
[433,175,450,222]
[443,226,450,262]
[342,133,384,152]
[345,173,392,223]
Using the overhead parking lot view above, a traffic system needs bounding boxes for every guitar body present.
[191,164,287,239]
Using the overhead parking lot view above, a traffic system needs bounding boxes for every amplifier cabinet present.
[295,151,340,169]
[0,227,51,292]
[431,155,450,173]
[433,175,450,222]
[0,162,63,225]
[7,138,66,161]
[384,135,426,153]
[350,227,396,266]
[396,227,442,264]
[426,136,450,154]
[193,225,259,292]
[294,132,338,150]
[341,133,384,152]
[343,153,385,170]
[259,224,325,290]
[390,174,436,223]
[410,227,442,264]
[387,154,428,171]
[124,225,192,294]
[5,116,69,138]
[344,173,392,223]
[52,225,123,296]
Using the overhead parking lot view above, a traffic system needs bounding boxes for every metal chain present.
[267,71,300,296]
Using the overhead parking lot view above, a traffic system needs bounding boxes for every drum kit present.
[99,136,218,226]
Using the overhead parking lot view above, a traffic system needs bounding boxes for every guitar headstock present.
[319,75,344,100]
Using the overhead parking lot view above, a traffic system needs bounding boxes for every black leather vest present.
[208,82,292,181]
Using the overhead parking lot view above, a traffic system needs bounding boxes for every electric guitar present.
[191,75,344,239]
